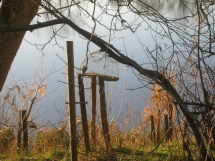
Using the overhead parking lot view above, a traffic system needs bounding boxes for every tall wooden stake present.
[22,110,28,154]
[91,76,96,144]
[164,115,169,142]
[78,75,91,154]
[99,77,111,152]
[150,115,155,145]
[17,111,22,153]
[67,41,77,161]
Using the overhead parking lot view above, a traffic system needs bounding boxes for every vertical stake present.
[22,110,28,154]
[91,76,96,144]
[99,77,111,153]
[78,75,91,154]
[164,115,169,142]
[17,110,22,153]
[150,115,155,145]
[67,41,77,161]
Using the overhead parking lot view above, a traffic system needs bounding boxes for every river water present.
[2,0,196,129]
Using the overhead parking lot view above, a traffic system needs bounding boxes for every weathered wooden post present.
[150,115,155,145]
[22,110,28,153]
[66,41,77,161]
[168,116,173,140]
[164,115,169,142]
[156,113,161,145]
[99,77,111,152]
[78,75,91,154]
[91,76,96,144]
[17,111,22,153]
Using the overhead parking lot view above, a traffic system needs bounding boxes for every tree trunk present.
[0,0,39,91]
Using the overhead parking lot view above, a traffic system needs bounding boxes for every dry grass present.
[0,117,188,160]
[0,72,198,160]
[33,124,69,152]
[0,127,15,154]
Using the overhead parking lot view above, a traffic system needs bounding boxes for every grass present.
[0,148,69,161]
[0,120,197,161]
[112,142,186,161]
[0,136,192,161]
[36,148,67,161]
[0,81,203,160]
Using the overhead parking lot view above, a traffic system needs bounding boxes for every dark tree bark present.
[0,0,39,91]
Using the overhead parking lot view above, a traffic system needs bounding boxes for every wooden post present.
[22,110,28,153]
[169,116,173,140]
[183,120,188,141]
[150,115,155,145]
[164,115,169,142]
[91,76,96,144]
[67,41,77,161]
[78,75,91,154]
[17,111,22,153]
[157,113,161,145]
[99,77,111,152]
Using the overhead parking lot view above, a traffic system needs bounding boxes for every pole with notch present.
[67,41,77,161]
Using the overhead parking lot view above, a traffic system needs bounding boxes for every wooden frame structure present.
[66,44,118,160]
[78,72,118,153]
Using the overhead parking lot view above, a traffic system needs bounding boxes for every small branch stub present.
[65,102,88,104]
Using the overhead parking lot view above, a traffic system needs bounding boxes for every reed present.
[0,70,199,160]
